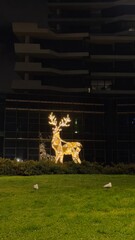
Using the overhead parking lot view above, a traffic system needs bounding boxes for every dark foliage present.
[0,158,135,175]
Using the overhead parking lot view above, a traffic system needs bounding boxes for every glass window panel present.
[29,154,38,160]
[28,141,39,148]
[5,123,17,131]
[28,132,39,138]
[5,140,16,148]
[16,140,28,148]
[16,131,28,138]
[29,124,39,131]
[29,111,39,119]
[117,150,129,163]
[5,153,15,159]
[6,110,16,118]
[29,118,39,124]
[29,149,38,154]
[16,148,27,160]
[5,132,16,138]
[17,111,28,118]
[6,116,16,123]
[39,124,50,132]
[5,148,15,155]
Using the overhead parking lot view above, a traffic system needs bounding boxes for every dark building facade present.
[4,94,105,162]
[4,93,135,163]
[2,0,135,163]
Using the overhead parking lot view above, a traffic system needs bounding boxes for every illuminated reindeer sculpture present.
[48,112,82,164]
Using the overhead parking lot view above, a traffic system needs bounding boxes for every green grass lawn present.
[0,174,135,240]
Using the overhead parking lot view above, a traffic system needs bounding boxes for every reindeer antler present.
[48,112,57,126]
[59,115,71,128]
[48,112,71,131]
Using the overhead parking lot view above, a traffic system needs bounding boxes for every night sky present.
[0,0,47,92]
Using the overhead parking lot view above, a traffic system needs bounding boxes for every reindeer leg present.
[76,148,81,164]
[54,150,60,163]
[71,149,77,164]
[56,153,61,163]
[72,148,81,164]
[58,150,63,163]
[72,157,78,164]
[60,154,64,163]
[77,157,81,164]
[55,155,58,163]
[76,154,81,164]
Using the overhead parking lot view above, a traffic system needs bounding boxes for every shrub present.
[0,157,135,175]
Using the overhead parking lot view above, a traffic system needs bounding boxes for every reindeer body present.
[49,112,82,164]
[62,142,82,164]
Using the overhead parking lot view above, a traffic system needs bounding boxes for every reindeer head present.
[48,112,71,134]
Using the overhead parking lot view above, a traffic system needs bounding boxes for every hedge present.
[0,158,135,175]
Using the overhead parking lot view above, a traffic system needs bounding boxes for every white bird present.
[33,184,39,190]
[103,182,112,188]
